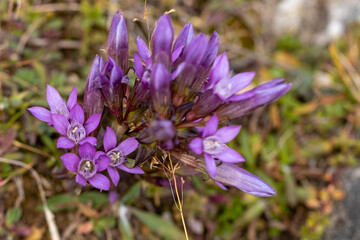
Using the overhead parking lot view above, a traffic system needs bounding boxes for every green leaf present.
[38,193,76,212]
[131,208,184,240]
[78,191,108,208]
[6,207,22,227]
[121,182,141,205]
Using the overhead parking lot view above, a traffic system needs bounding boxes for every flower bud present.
[106,10,129,72]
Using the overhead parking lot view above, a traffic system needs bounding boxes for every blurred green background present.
[1,0,360,239]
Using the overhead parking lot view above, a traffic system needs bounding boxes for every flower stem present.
[168,155,189,240]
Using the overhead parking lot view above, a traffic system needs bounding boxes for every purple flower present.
[189,114,244,177]
[215,78,292,122]
[151,14,174,68]
[83,55,105,118]
[53,104,101,149]
[28,85,77,125]
[107,10,129,72]
[213,163,276,197]
[61,143,110,190]
[100,57,125,117]
[103,127,144,186]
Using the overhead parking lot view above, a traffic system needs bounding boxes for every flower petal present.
[79,136,97,146]
[76,174,87,186]
[173,22,194,51]
[96,155,110,172]
[104,127,117,152]
[67,86,77,111]
[88,173,110,190]
[28,107,52,123]
[215,181,228,190]
[137,36,151,62]
[133,53,144,79]
[69,104,84,125]
[214,126,241,143]
[57,137,75,149]
[214,163,276,197]
[52,114,69,136]
[189,137,203,155]
[46,85,68,117]
[78,142,96,158]
[118,165,144,174]
[171,45,184,62]
[108,167,120,186]
[60,153,80,172]
[118,137,138,155]
[209,53,229,86]
[202,114,218,138]
[214,147,245,163]
[84,113,101,134]
[204,153,217,178]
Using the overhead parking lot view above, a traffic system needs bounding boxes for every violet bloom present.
[107,10,129,72]
[61,143,110,190]
[189,114,244,177]
[53,104,101,149]
[28,85,77,125]
[213,163,276,197]
[103,127,144,186]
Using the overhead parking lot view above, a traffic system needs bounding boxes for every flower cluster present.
[29,10,291,196]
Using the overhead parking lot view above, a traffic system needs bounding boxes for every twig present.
[168,155,189,240]
[13,140,52,158]
[0,157,60,240]
[16,17,44,54]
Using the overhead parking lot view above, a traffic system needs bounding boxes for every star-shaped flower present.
[61,143,110,190]
[103,127,144,186]
[189,114,244,177]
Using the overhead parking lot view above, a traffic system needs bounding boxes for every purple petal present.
[215,126,241,143]
[171,62,186,80]
[108,167,120,186]
[209,53,229,86]
[151,14,174,60]
[84,113,101,134]
[46,85,68,117]
[60,153,80,172]
[173,22,194,51]
[214,72,255,101]
[67,86,77,111]
[215,181,228,190]
[189,137,203,155]
[202,114,219,138]
[214,147,245,163]
[214,163,276,197]
[57,137,75,149]
[118,137,138,155]
[137,36,151,62]
[204,153,217,178]
[134,53,144,78]
[107,12,129,71]
[78,142,96,158]
[52,114,69,136]
[79,137,97,146]
[103,127,117,152]
[171,45,184,62]
[200,31,219,69]
[118,165,144,174]
[69,104,85,125]
[183,34,208,66]
[76,174,87,186]
[28,107,52,123]
[227,91,255,102]
[88,173,110,191]
[96,155,110,172]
